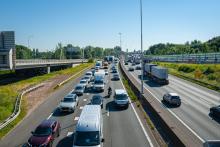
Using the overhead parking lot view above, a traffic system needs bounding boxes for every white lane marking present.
[129,72,205,143]
[107,106,110,117]
[67,132,73,136]
[74,117,79,121]
[86,93,89,95]
[119,76,154,147]
[80,106,84,109]
[47,113,53,119]
[83,99,87,101]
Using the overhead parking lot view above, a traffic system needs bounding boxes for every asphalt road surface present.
[0,63,152,147]
[124,63,220,142]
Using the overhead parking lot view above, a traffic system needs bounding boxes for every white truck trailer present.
[151,66,169,84]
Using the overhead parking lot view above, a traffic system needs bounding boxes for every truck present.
[103,61,108,69]
[95,60,103,69]
[151,66,169,84]
[144,63,157,76]
[93,70,105,92]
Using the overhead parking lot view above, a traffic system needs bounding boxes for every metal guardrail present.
[15,59,87,66]
[0,84,44,130]
[145,52,220,64]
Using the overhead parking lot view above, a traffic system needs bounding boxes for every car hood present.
[29,135,50,146]
[59,102,76,107]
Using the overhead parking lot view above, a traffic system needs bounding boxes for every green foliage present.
[203,67,214,75]
[16,45,32,59]
[88,58,94,63]
[178,65,195,73]
[146,36,220,55]
[207,74,217,80]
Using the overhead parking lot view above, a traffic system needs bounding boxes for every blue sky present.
[0,0,220,51]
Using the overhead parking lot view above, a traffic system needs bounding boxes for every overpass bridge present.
[1,59,87,73]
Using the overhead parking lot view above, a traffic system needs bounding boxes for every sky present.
[0,0,220,52]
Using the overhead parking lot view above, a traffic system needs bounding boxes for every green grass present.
[122,77,137,102]
[0,63,93,138]
[0,70,14,75]
[153,62,220,91]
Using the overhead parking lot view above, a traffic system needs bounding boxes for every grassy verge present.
[154,62,220,92]
[0,63,93,138]
[0,70,14,75]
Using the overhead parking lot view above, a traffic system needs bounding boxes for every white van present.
[73,105,104,147]
[114,89,129,108]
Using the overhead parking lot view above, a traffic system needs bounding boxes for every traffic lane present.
[104,68,151,147]
[53,73,111,147]
[0,69,90,147]
[128,66,220,140]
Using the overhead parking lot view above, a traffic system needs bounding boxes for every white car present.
[83,76,91,83]
[85,71,93,79]
[79,79,88,88]
[74,84,85,96]
[59,94,79,112]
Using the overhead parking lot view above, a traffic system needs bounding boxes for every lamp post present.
[140,0,144,94]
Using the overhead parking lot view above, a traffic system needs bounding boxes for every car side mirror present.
[101,138,105,142]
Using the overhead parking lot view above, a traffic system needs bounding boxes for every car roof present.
[115,89,127,95]
[80,79,87,82]
[76,84,84,87]
[76,105,101,132]
[39,119,56,128]
[168,93,179,96]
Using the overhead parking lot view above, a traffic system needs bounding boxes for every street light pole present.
[119,32,122,50]
[140,0,144,94]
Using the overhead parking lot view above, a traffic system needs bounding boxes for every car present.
[210,105,220,118]
[128,67,134,71]
[163,93,181,106]
[105,70,109,75]
[59,94,79,112]
[91,94,104,109]
[83,76,91,83]
[79,79,89,88]
[111,66,116,70]
[112,69,118,73]
[85,71,93,79]
[74,84,85,96]
[114,89,129,108]
[27,119,61,147]
[132,62,136,66]
[135,65,141,70]
[112,73,120,80]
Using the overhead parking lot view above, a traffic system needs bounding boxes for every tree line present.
[16,43,121,59]
[146,36,220,55]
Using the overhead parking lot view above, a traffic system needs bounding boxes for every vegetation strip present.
[0,63,93,139]
[154,62,220,92]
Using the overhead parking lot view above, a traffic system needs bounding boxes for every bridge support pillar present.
[47,65,50,74]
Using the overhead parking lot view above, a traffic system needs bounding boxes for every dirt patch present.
[24,74,70,116]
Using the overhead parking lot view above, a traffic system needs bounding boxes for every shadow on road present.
[209,113,220,124]
[105,101,127,112]
[56,133,74,147]
[52,108,74,117]
[161,100,181,109]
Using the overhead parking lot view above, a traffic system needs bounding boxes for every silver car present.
[163,93,181,106]
[59,94,79,112]
[74,84,85,96]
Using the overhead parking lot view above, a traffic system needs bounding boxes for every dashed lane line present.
[74,117,79,121]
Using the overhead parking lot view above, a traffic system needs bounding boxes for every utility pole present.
[140,0,144,94]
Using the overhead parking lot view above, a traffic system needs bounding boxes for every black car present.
[210,105,220,118]
[91,95,103,108]
[135,66,141,70]
[112,69,118,73]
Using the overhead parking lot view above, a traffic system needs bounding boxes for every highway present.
[0,63,152,147]
[123,63,220,142]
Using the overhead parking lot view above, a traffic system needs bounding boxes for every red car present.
[27,119,61,147]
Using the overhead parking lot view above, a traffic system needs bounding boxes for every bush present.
[88,58,94,63]
[203,67,214,75]
[207,74,217,80]
[178,65,195,73]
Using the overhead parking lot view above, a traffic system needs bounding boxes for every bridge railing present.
[15,59,86,65]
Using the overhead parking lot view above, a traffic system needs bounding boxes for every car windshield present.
[94,81,103,84]
[80,81,86,84]
[74,131,100,146]
[63,98,75,102]
[115,94,128,100]
[171,96,180,99]
[92,96,102,104]
[84,77,90,79]
[76,86,83,90]
[114,74,119,77]
[34,127,52,136]
[86,73,91,76]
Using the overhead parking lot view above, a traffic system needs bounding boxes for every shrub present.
[207,74,217,80]
[178,65,195,73]
[88,58,94,63]
[203,67,214,75]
